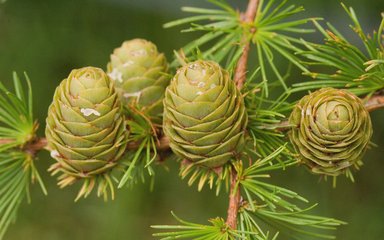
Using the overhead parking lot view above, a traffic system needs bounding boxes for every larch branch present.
[234,0,259,89]
[226,170,241,230]
[364,95,384,112]
[2,94,384,158]
[227,0,260,230]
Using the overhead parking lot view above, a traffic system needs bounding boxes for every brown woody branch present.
[0,138,48,156]
[226,170,242,230]
[24,138,48,155]
[234,0,259,89]
[0,139,14,145]
[226,0,260,230]
[1,135,170,156]
[11,94,383,156]
[364,95,384,112]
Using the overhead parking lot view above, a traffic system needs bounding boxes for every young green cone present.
[46,67,128,199]
[289,88,372,176]
[107,39,170,118]
[163,60,247,168]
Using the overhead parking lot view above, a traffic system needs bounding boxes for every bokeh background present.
[0,0,383,239]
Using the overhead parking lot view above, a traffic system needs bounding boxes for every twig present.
[226,170,241,230]
[0,138,48,156]
[227,0,260,230]
[1,136,170,157]
[0,139,14,145]
[234,0,259,89]
[364,95,384,112]
[24,138,48,156]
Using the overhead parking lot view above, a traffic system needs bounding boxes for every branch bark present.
[0,138,48,156]
[25,138,48,155]
[234,0,259,89]
[0,139,14,145]
[364,95,384,112]
[227,0,260,230]
[10,135,170,155]
[226,170,241,230]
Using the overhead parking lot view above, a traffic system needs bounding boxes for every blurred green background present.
[0,0,384,239]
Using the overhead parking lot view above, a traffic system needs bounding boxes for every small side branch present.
[234,0,259,89]
[2,136,170,157]
[0,138,48,156]
[0,139,14,145]
[364,95,384,112]
[2,94,384,158]
[25,138,48,156]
